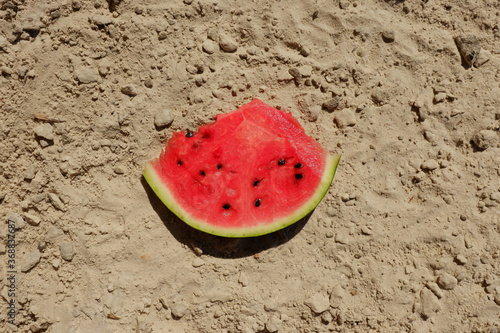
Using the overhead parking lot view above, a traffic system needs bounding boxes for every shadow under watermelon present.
[142,177,310,258]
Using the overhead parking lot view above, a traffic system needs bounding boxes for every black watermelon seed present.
[294,163,302,168]
[186,131,194,138]
[217,164,223,170]
[200,170,206,176]
[295,173,303,180]
[253,179,260,186]
[223,204,230,210]
[177,160,182,166]
[278,159,286,165]
[254,199,261,207]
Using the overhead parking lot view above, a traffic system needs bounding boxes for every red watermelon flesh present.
[143,99,340,237]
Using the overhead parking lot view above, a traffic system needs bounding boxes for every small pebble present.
[264,299,278,312]
[340,193,350,202]
[311,76,322,87]
[7,213,26,230]
[31,193,46,204]
[98,60,111,76]
[329,284,344,308]
[48,193,65,211]
[321,311,333,324]
[0,35,9,50]
[470,256,480,266]
[335,233,349,245]
[472,130,497,150]
[382,30,395,42]
[74,67,100,84]
[437,273,458,290]
[23,165,38,181]
[300,46,310,57]
[339,0,350,9]
[156,30,167,40]
[455,254,467,265]
[439,160,449,168]
[121,85,138,96]
[455,35,481,67]
[194,77,204,86]
[326,206,336,217]
[345,200,356,207]
[433,92,447,103]
[481,255,491,264]
[144,79,153,88]
[186,65,198,75]
[421,159,439,171]
[34,123,55,141]
[298,65,313,77]
[266,315,282,333]
[219,34,238,52]
[18,66,28,78]
[426,282,444,299]
[464,234,474,249]
[52,258,61,269]
[456,272,467,282]
[361,226,372,235]
[154,109,174,128]
[171,301,189,318]
[1,66,13,76]
[288,68,301,79]
[90,14,113,26]
[430,258,448,270]
[113,165,125,174]
[322,97,340,112]
[60,241,75,261]
[405,265,415,274]
[202,40,216,54]
[26,70,36,79]
[59,162,69,175]
[371,88,386,105]
[334,109,356,128]
[247,45,259,55]
[23,213,41,226]
[212,89,224,99]
[304,293,330,314]
[192,257,205,267]
[420,288,441,319]
[91,141,100,150]
[238,272,249,286]
[305,105,320,122]
[476,49,491,67]
[21,249,41,272]
[207,27,218,41]
[494,289,500,306]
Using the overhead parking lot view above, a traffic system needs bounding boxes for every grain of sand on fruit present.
[1,1,499,332]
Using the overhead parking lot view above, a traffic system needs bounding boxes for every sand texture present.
[1,0,500,332]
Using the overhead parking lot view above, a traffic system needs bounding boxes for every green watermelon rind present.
[143,154,341,238]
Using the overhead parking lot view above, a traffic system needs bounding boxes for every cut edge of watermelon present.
[143,154,341,238]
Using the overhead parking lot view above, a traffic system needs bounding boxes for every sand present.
[1,0,499,332]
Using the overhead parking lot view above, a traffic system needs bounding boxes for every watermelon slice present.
[143,99,340,237]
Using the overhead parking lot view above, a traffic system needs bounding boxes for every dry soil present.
[1,0,500,332]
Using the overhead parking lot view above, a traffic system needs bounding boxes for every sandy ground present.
[1,0,500,332]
